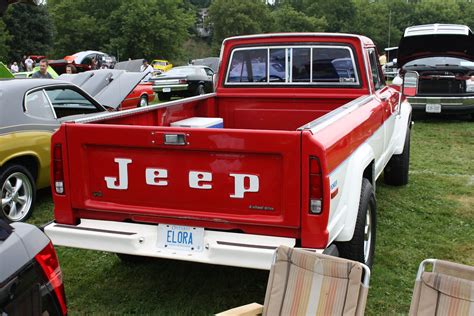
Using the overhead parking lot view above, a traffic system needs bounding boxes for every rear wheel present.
[336,178,376,268]
[157,92,171,101]
[139,95,148,107]
[0,165,36,222]
[384,127,411,186]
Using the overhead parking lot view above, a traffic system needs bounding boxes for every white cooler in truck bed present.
[170,117,223,128]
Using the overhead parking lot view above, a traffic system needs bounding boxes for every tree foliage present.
[0,20,10,61]
[208,0,273,50]
[46,0,194,61]
[3,3,54,61]
[2,0,474,64]
[271,4,327,33]
[106,0,195,60]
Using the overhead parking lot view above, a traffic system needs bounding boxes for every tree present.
[0,20,10,61]
[106,0,195,61]
[305,0,356,32]
[208,0,273,51]
[48,0,122,57]
[3,3,54,61]
[271,4,327,32]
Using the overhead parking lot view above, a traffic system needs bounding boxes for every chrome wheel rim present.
[1,172,33,221]
[140,97,148,107]
[364,206,372,263]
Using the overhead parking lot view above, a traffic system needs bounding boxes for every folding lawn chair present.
[216,245,370,316]
[409,259,474,316]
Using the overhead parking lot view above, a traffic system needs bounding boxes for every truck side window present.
[25,90,56,120]
[292,48,310,82]
[228,49,267,82]
[368,49,383,90]
[313,47,355,83]
[270,48,286,82]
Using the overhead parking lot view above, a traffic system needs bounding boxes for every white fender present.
[332,143,375,242]
[391,100,412,155]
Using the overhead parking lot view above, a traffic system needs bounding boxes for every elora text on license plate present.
[426,103,441,113]
[162,87,171,92]
[157,224,204,252]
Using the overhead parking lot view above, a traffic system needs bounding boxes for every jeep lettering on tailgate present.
[104,158,260,199]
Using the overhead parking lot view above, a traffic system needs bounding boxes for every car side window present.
[44,88,101,118]
[368,48,384,90]
[25,90,56,120]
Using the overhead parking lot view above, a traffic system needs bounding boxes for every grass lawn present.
[28,117,473,315]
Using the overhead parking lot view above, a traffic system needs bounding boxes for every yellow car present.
[151,59,173,73]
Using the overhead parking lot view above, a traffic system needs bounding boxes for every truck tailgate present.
[63,123,302,229]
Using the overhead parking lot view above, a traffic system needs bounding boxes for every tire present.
[384,127,411,186]
[196,84,205,96]
[157,92,171,101]
[139,95,148,107]
[0,164,36,222]
[336,178,376,269]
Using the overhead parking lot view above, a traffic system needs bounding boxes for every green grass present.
[28,118,474,315]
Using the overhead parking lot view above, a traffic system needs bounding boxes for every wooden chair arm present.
[215,302,263,316]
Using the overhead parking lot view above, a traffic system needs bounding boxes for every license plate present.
[426,103,441,113]
[157,224,204,252]
[162,87,171,93]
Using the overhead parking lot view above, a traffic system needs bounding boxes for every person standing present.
[140,59,153,75]
[10,62,19,73]
[65,64,77,74]
[32,59,52,79]
[379,53,387,66]
[24,56,34,72]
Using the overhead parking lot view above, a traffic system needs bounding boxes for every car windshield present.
[405,57,474,68]
[162,67,196,76]
[153,61,167,66]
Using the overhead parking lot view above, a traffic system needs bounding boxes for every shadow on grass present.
[59,249,268,315]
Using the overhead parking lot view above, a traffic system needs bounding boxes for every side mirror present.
[402,71,419,97]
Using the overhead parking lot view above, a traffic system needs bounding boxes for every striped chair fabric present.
[409,259,474,316]
[262,246,369,316]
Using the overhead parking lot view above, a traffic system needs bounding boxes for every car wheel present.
[157,92,171,101]
[196,85,205,96]
[0,165,36,222]
[139,95,148,107]
[384,127,411,186]
[336,178,376,269]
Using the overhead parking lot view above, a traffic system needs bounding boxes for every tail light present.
[179,79,187,84]
[53,144,64,194]
[309,156,323,214]
[35,242,67,315]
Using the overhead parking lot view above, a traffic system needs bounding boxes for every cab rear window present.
[226,45,359,86]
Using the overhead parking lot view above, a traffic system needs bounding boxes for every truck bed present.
[85,91,365,131]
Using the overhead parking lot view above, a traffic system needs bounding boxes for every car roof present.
[0,78,71,93]
[404,24,472,37]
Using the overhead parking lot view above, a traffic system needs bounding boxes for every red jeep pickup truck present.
[44,33,414,270]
